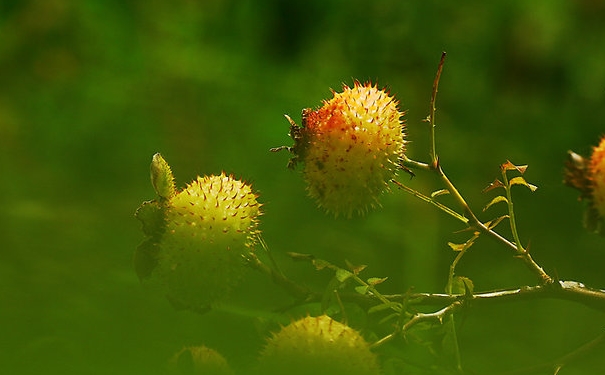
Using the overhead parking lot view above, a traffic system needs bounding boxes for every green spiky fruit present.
[156,172,261,310]
[257,315,382,375]
[285,81,406,217]
[169,346,234,375]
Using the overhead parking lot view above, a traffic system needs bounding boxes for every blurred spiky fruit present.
[282,81,405,217]
[169,346,234,375]
[565,137,605,234]
[157,173,261,310]
[257,315,381,375]
[589,136,605,223]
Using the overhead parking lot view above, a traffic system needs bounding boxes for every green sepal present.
[133,238,160,280]
[135,200,166,240]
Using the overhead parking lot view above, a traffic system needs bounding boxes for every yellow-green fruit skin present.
[257,315,381,375]
[590,136,605,219]
[299,82,405,216]
[157,172,260,310]
[169,346,234,375]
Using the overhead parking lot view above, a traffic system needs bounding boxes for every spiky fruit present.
[135,154,261,311]
[156,172,261,310]
[169,346,234,375]
[283,81,405,217]
[589,136,605,222]
[257,315,381,375]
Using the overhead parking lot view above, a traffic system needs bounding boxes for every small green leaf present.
[355,285,369,295]
[367,277,388,286]
[449,276,474,295]
[509,176,538,192]
[431,189,450,198]
[287,252,315,261]
[345,260,367,275]
[482,179,505,193]
[378,313,400,325]
[483,195,508,212]
[447,242,466,252]
[485,215,509,230]
[368,302,401,314]
[135,200,166,239]
[134,239,160,280]
[335,268,353,283]
[312,258,330,270]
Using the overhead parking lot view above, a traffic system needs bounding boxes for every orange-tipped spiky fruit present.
[589,136,605,226]
[281,81,406,217]
[257,315,381,375]
[135,155,261,311]
[564,136,605,234]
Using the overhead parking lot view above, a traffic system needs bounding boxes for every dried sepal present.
[482,178,505,193]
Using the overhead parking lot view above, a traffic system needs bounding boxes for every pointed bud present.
[150,153,176,200]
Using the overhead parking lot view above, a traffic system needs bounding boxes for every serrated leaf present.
[509,176,538,192]
[431,189,450,198]
[355,285,369,295]
[367,277,388,286]
[368,302,401,314]
[135,200,166,239]
[134,239,160,280]
[335,268,353,282]
[483,195,508,212]
[482,179,505,193]
[485,215,509,230]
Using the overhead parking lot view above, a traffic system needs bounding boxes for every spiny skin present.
[257,315,382,375]
[590,136,605,220]
[290,81,406,217]
[156,172,261,310]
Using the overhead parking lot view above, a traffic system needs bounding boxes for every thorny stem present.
[409,51,553,285]
[427,51,447,167]
[501,168,525,254]
[387,281,605,312]
[424,51,465,373]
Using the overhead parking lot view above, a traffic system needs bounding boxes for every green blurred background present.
[2,0,605,374]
